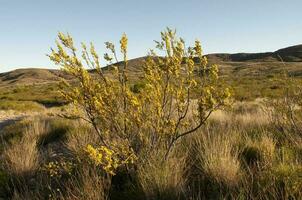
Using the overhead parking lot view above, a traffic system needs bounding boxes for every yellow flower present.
[120,33,128,55]
[194,40,202,57]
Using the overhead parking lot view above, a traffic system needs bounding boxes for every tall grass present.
[2,120,48,175]
[63,164,111,200]
[137,150,187,200]
[1,120,48,199]
[193,129,242,188]
[0,100,301,199]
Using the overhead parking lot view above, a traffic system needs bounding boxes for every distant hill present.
[0,68,72,86]
[207,44,302,62]
[275,45,302,62]
[1,44,302,87]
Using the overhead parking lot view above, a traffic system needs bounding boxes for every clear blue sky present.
[0,0,301,72]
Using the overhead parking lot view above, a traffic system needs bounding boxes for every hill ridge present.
[207,44,302,62]
[1,44,302,86]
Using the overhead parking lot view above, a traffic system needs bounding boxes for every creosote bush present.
[48,28,231,175]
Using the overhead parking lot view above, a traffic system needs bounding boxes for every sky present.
[0,0,302,72]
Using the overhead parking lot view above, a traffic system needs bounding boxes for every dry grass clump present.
[37,120,110,200]
[210,100,269,127]
[11,188,43,200]
[137,150,187,200]
[56,164,111,200]
[65,120,98,155]
[269,163,302,198]
[193,130,242,188]
[2,120,49,175]
[0,120,49,199]
[44,120,111,199]
[257,135,276,162]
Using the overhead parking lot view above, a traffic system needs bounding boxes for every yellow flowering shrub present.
[42,160,75,178]
[85,144,136,175]
[48,28,231,172]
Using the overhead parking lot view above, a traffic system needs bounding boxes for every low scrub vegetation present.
[1,103,301,199]
[0,29,301,199]
[0,100,45,112]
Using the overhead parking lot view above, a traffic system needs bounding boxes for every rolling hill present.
[0,68,72,87]
[0,44,302,87]
[207,44,302,62]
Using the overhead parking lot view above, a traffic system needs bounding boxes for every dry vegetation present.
[0,29,301,199]
[1,100,301,199]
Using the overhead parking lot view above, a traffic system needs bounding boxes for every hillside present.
[0,44,302,88]
[208,44,302,62]
[0,68,73,87]
[275,44,302,62]
[0,45,302,97]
